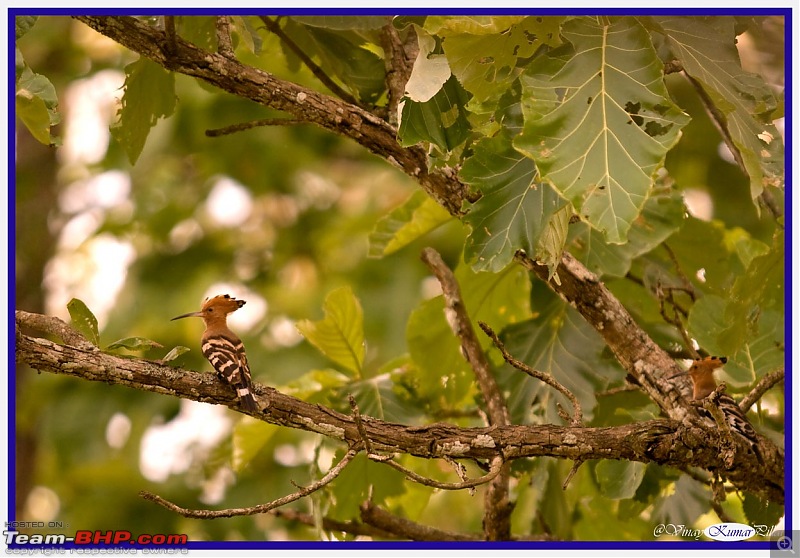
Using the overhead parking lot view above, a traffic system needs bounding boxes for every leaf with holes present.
[67,298,99,347]
[296,286,365,378]
[649,16,784,200]
[516,17,689,244]
[462,133,567,272]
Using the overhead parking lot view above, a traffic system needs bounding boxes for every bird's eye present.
[207,308,214,313]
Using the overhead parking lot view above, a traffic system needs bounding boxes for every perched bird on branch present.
[172,294,259,413]
[673,356,763,465]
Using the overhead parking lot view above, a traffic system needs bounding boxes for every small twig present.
[349,394,374,454]
[380,19,414,126]
[259,16,361,108]
[663,244,696,302]
[215,16,235,58]
[420,247,510,428]
[163,16,176,54]
[140,448,358,518]
[360,500,481,541]
[479,321,583,426]
[372,453,504,491]
[270,507,397,539]
[205,118,304,137]
[597,384,639,397]
[562,459,585,490]
[739,367,784,413]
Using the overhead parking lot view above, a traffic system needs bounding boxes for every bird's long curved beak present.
[667,370,688,380]
[171,311,204,321]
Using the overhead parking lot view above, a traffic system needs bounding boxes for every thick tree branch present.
[740,367,784,413]
[15,311,783,504]
[420,247,512,540]
[72,15,472,216]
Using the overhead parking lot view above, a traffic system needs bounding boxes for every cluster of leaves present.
[15,14,785,541]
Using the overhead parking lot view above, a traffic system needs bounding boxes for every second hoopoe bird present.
[172,294,259,413]
[674,356,763,465]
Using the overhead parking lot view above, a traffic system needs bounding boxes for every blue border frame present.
[9,6,794,551]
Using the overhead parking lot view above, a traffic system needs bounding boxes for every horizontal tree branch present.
[72,15,472,216]
[15,310,784,503]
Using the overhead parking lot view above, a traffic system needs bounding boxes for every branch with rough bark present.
[15,310,784,506]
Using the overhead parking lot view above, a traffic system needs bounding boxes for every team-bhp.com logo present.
[4,529,188,546]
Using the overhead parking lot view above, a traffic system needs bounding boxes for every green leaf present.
[296,286,365,377]
[106,337,164,351]
[291,16,389,30]
[443,16,564,107]
[462,133,567,272]
[161,345,191,363]
[651,475,708,525]
[284,369,350,403]
[326,451,405,522]
[567,185,685,277]
[650,16,784,200]
[67,298,99,347]
[283,19,386,104]
[496,281,624,423]
[536,205,571,280]
[16,66,60,146]
[595,460,646,499]
[398,75,472,151]
[516,17,690,244]
[456,257,531,333]
[721,229,783,348]
[424,16,527,35]
[742,491,784,527]
[232,417,280,472]
[406,296,474,409]
[368,190,451,258]
[15,16,38,40]
[687,296,783,388]
[110,58,176,165]
[345,374,420,423]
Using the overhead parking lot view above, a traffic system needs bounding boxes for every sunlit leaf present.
[110,58,176,165]
[16,66,60,146]
[161,345,191,363]
[283,368,350,403]
[67,298,99,347]
[368,190,451,258]
[296,286,365,377]
[106,337,164,351]
[232,416,280,472]
[649,16,784,200]
[516,17,690,243]
[595,460,646,499]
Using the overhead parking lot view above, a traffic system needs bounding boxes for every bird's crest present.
[201,293,246,314]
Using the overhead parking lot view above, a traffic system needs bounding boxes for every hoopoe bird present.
[673,356,763,465]
[172,294,259,413]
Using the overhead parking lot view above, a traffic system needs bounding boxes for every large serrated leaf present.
[650,16,784,200]
[67,298,99,347]
[110,58,176,165]
[443,16,564,106]
[296,286,365,378]
[568,185,685,277]
[595,460,646,500]
[368,190,451,258]
[516,17,690,244]
[462,133,567,272]
[496,281,623,423]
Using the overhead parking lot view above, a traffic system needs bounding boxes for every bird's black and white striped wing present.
[202,334,258,412]
[697,394,763,465]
